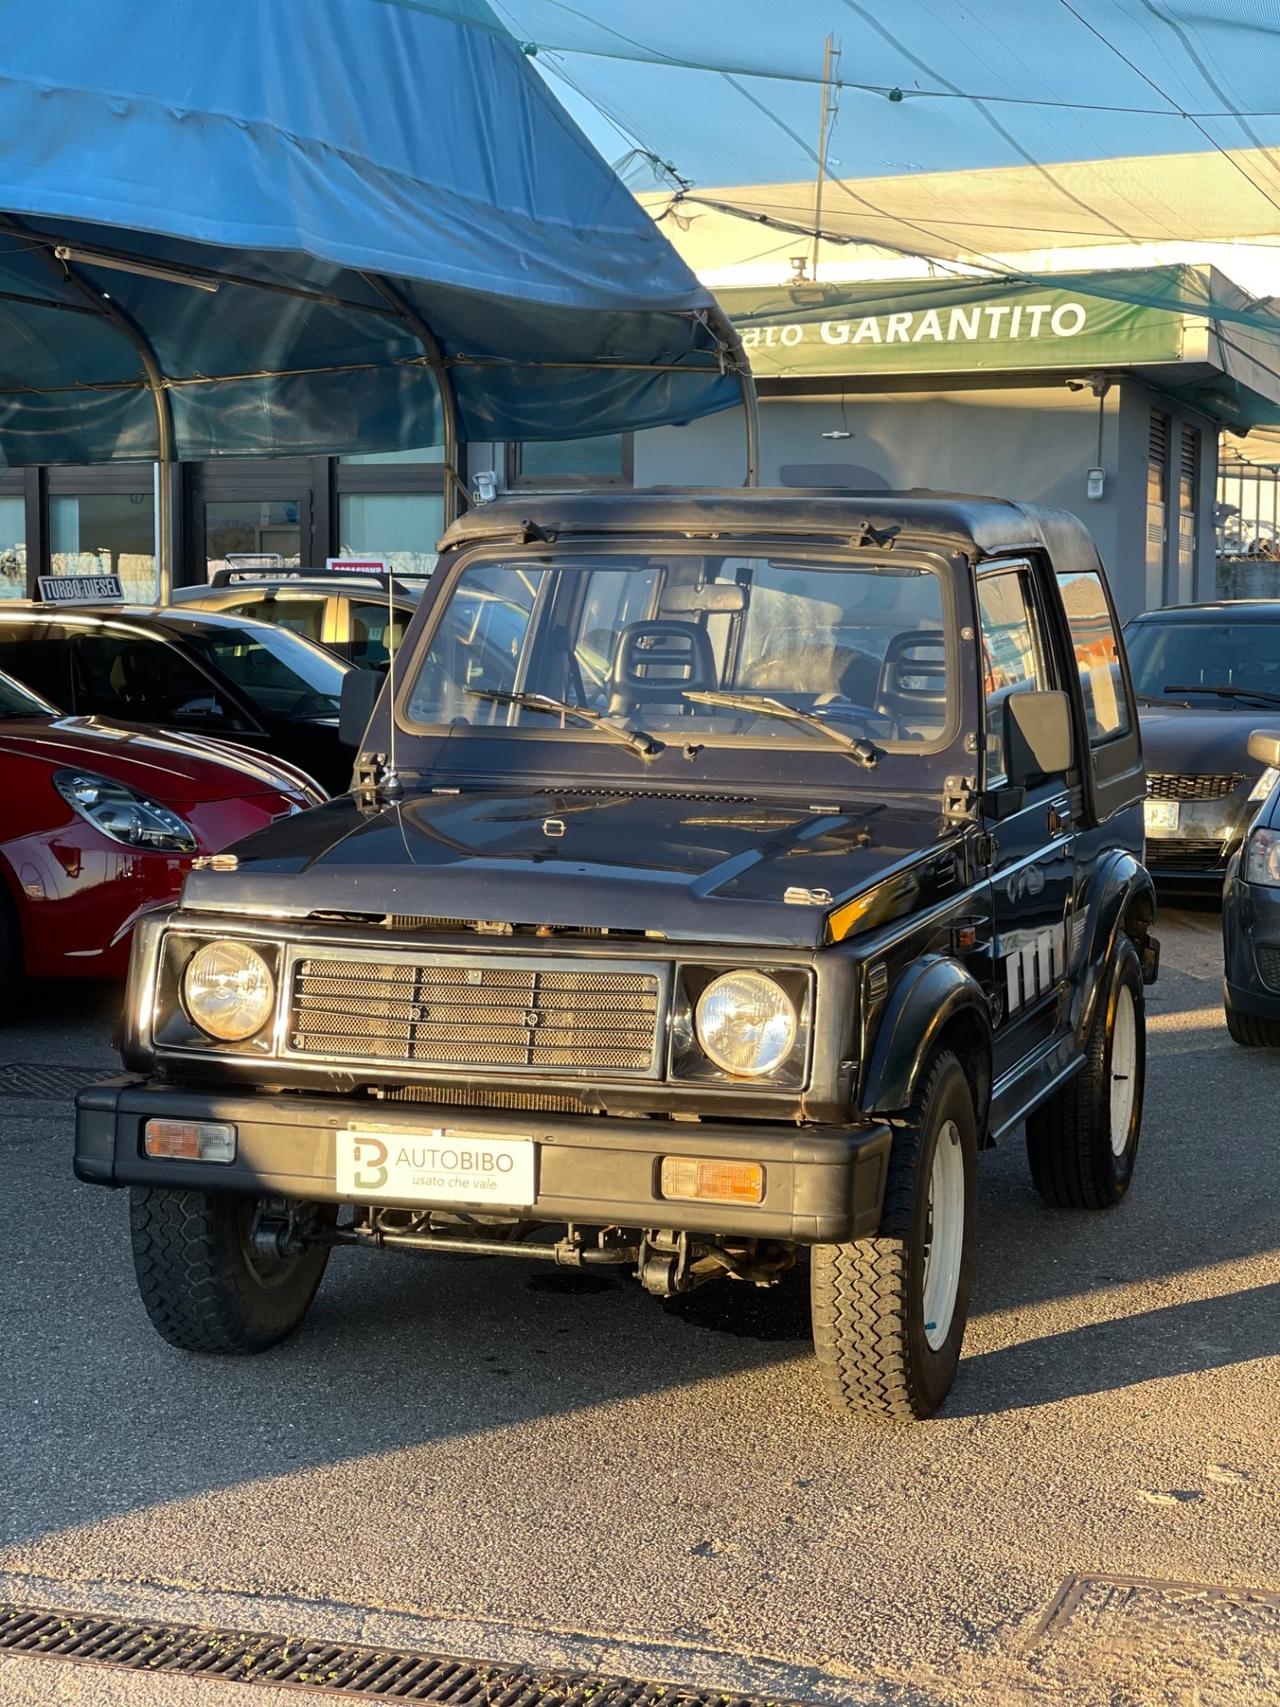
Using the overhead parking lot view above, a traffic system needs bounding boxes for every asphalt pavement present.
[0,906,1276,1706]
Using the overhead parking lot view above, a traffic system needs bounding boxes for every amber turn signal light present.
[659,1156,765,1204]
[144,1118,236,1164]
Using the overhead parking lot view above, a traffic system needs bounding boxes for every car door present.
[977,562,1078,1077]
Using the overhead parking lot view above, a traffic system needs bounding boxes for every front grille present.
[1255,945,1280,991]
[1147,771,1242,801]
[1144,837,1229,871]
[288,955,662,1075]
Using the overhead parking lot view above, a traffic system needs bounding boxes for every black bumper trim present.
[75,1078,891,1245]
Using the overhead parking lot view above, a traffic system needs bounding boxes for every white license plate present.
[336,1128,535,1207]
[1144,799,1180,833]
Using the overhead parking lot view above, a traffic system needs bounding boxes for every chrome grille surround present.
[283,948,669,1078]
[1147,771,1243,802]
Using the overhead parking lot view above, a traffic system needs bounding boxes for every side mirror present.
[1005,689,1073,784]
[1248,729,1280,769]
[338,669,381,748]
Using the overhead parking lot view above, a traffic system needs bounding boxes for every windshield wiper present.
[683,690,879,768]
[1162,683,1280,707]
[465,688,664,758]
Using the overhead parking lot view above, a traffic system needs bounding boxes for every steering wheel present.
[813,694,903,743]
[287,690,338,718]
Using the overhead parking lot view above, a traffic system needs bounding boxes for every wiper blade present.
[465,689,663,758]
[1162,683,1280,707]
[683,690,879,768]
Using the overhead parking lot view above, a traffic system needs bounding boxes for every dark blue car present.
[1223,728,1280,1045]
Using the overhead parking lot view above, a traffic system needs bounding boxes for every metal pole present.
[1,216,176,599]
[708,306,760,488]
[361,273,464,526]
[811,36,840,283]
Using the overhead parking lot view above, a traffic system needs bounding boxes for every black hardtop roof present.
[1129,599,1280,620]
[438,487,1105,570]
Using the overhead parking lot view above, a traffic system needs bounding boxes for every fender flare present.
[861,954,993,1124]
[1069,850,1155,1044]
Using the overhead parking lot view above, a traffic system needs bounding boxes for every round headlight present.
[695,971,797,1077]
[182,941,275,1042]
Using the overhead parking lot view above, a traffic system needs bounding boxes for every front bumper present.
[1223,872,1280,1017]
[75,1079,892,1246]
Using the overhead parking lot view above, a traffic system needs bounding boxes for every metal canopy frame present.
[1,223,761,598]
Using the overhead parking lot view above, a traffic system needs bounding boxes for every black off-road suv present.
[76,491,1158,1420]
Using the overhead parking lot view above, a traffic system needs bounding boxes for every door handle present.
[1047,800,1073,836]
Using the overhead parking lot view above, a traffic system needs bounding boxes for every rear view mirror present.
[339,670,380,748]
[1248,729,1280,769]
[1005,689,1073,783]
[664,583,748,614]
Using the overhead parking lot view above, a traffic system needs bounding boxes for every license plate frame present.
[1144,798,1180,834]
[335,1128,536,1208]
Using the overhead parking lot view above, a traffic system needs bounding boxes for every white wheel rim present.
[1109,982,1137,1157]
[922,1119,965,1352]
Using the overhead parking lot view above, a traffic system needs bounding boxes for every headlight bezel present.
[178,938,278,1044]
[671,964,812,1086]
[1250,766,1280,802]
[53,768,198,854]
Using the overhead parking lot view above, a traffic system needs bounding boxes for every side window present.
[348,601,408,670]
[1056,569,1132,746]
[262,595,327,644]
[976,569,1049,787]
[70,633,242,727]
[0,632,70,706]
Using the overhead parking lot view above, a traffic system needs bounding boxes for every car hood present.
[1138,702,1280,779]
[0,716,312,803]
[181,785,954,948]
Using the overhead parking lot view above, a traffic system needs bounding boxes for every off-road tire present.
[1026,934,1144,1210]
[1224,994,1280,1048]
[811,1051,977,1422]
[130,1189,330,1354]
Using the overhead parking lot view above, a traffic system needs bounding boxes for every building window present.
[337,491,445,576]
[49,489,156,602]
[0,490,25,600]
[205,498,303,571]
[335,445,448,575]
[508,434,633,488]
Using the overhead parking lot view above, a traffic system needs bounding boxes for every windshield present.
[405,551,953,757]
[1125,618,1280,704]
[0,668,52,719]
[183,624,348,720]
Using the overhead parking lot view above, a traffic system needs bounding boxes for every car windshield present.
[0,669,52,719]
[1125,618,1280,704]
[182,623,348,720]
[405,550,952,755]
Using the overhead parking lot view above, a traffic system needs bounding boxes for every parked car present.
[0,666,320,993]
[1124,601,1280,884]
[77,491,1158,1423]
[0,605,356,795]
[171,569,425,670]
[1222,729,1280,1045]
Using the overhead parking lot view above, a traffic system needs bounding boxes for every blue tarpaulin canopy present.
[0,0,748,497]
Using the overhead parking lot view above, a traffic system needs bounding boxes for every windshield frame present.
[392,537,968,786]
[0,667,55,720]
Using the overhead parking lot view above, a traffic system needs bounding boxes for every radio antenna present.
[382,568,402,799]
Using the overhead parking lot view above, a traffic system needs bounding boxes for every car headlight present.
[1250,766,1280,801]
[1245,826,1280,887]
[695,971,798,1077]
[182,941,276,1041]
[54,769,197,853]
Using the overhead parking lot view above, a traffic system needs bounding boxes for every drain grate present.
[0,1603,797,1703]
[0,1063,104,1100]
[1031,1573,1280,1653]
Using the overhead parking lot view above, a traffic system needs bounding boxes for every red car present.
[0,668,321,987]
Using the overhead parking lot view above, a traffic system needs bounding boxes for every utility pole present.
[810,34,841,283]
